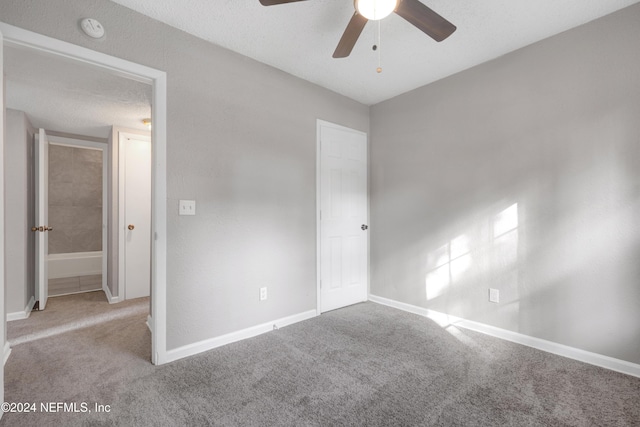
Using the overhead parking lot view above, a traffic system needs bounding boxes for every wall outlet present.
[260,287,268,301]
[489,288,500,303]
[179,200,196,216]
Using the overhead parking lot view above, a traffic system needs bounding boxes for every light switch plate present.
[179,200,196,216]
[489,288,500,303]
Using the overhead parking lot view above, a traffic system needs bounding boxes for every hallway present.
[4,292,151,425]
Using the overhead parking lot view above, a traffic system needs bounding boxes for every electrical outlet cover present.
[179,200,196,216]
[489,288,500,303]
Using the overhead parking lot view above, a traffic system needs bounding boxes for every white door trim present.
[0,27,6,413]
[0,22,168,366]
[118,131,151,300]
[316,119,369,315]
[48,135,109,293]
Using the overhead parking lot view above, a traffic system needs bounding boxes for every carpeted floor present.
[2,292,639,426]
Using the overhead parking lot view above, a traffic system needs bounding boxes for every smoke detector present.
[80,18,105,39]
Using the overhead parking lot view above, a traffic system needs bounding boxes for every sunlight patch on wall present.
[426,234,472,300]
[425,203,520,303]
[493,203,518,238]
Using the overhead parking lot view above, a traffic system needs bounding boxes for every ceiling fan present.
[259,0,457,58]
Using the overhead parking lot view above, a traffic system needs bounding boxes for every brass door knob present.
[48,226,54,232]
[31,227,38,232]
[128,224,135,230]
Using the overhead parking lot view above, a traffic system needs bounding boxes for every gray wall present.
[370,5,640,364]
[5,109,36,315]
[48,145,102,254]
[0,1,369,349]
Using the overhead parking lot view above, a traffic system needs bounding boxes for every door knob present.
[31,227,38,232]
[361,224,369,231]
[128,224,135,230]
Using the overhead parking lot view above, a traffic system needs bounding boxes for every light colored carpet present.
[2,292,639,426]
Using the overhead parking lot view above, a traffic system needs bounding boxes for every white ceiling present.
[110,0,639,105]
[4,45,151,139]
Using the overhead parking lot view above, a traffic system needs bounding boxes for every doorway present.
[316,120,369,313]
[0,23,168,369]
[44,135,108,301]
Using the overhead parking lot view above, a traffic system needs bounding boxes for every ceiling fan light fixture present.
[355,0,398,21]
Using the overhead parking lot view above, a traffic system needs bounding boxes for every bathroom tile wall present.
[48,145,102,254]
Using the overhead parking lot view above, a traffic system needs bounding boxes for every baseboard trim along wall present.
[6,296,36,322]
[165,309,317,364]
[103,284,120,304]
[3,342,11,366]
[368,294,640,379]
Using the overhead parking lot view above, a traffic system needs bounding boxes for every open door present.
[34,128,50,310]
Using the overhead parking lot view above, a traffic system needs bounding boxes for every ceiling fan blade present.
[333,13,368,58]
[395,0,456,42]
[259,0,308,5]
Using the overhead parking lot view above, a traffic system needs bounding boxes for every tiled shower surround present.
[48,144,102,254]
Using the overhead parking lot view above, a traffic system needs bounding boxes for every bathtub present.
[48,251,103,279]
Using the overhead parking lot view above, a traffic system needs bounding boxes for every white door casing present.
[0,27,6,408]
[318,120,369,313]
[119,133,151,300]
[35,129,50,310]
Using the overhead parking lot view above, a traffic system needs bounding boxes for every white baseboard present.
[165,309,317,364]
[3,342,11,365]
[146,315,153,333]
[368,294,640,379]
[103,284,120,304]
[6,296,36,322]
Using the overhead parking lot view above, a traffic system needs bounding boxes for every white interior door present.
[319,121,368,313]
[121,134,151,300]
[35,128,49,309]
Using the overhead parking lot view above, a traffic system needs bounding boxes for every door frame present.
[315,119,370,315]
[0,23,168,365]
[118,131,151,300]
[47,135,109,294]
[0,26,6,410]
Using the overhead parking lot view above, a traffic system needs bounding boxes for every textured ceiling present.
[109,0,640,105]
[4,45,151,139]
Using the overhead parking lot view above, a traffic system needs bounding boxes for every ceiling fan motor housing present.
[354,0,399,21]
